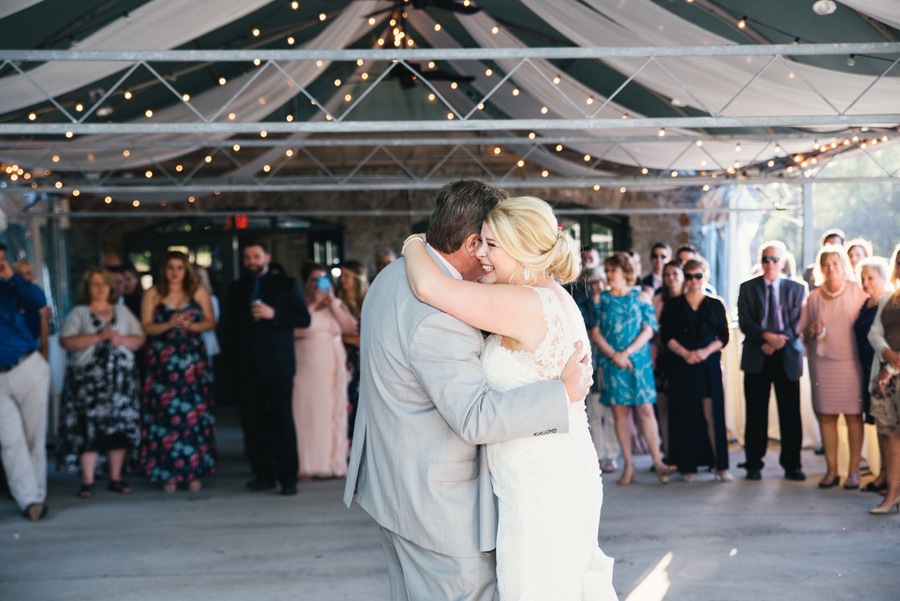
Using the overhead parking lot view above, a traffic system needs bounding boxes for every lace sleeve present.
[529,287,568,381]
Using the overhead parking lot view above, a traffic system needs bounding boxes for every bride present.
[404,196,616,601]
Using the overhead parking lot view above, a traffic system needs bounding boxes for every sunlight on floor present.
[624,551,673,601]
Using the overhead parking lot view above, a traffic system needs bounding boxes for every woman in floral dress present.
[140,251,217,493]
[58,267,145,497]
[592,251,675,486]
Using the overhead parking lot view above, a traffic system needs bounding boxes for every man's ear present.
[464,233,481,255]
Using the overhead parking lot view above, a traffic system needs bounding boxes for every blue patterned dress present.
[598,289,658,407]
[140,301,216,483]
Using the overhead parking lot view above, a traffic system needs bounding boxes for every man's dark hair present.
[676,244,697,256]
[0,242,7,253]
[581,245,596,254]
[821,228,846,246]
[427,180,507,254]
[242,239,268,254]
[651,242,671,254]
[106,265,124,274]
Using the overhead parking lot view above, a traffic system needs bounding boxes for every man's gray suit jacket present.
[343,251,570,558]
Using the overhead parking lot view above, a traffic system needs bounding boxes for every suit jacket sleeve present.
[737,281,764,344]
[782,282,806,343]
[868,295,891,362]
[408,310,570,446]
[271,278,310,330]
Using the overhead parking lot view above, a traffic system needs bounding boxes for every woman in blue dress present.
[140,251,217,493]
[591,252,674,485]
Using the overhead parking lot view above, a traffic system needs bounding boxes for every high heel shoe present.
[617,465,636,486]
[714,470,734,483]
[869,492,900,515]
[654,463,676,485]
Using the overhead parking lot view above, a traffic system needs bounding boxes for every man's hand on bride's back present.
[561,341,592,404]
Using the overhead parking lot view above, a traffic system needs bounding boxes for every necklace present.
[868,294,883,308]
[821,281,845,298]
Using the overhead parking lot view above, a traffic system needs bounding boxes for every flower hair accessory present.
[556,223,563,238]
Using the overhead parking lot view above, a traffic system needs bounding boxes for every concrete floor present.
[1,412,898,601]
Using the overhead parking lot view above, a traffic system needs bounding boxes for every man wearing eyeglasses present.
[737,240,808,482]
[641,243,670,294]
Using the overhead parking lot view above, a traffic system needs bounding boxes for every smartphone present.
[316,275,331,291]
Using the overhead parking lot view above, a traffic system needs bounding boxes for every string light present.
[368,17,375,25]
[145,170,153,178]
[252,28,260,37]
[263,165,271,172]
[182,93,190,101]
[622,113,629,119]
[586,97,593,105]
[485,69,492,76]
[260,131,267,137]
[122,150,129,157]
[584,155,591,162]
[219,77,226,85]
[291,1,298,8]
[229,113,236,120]
[541,171,549,177]
[447,112,454,120]
[334,79,341,86]
[105,196,112,203]
[493,147,501,155]
[189,196,195,203]
[286,149,294,157]
[695,140,703,146]
[792,37,800,45]
[735,143,741,152]
[671,171,678,177]
[286,115,293,122]
[287,37,294,45]
[553,76,561,85]
[620,187,627,193]
[75,103,83,112]
[641,168,649,174]
[204,156,212,163]
[593,184,600,191]
[428,93,435,101]
[133,200,140,207]
[357,59,364,66]
[477,103,484,110]
[434,24,441,31]
[703,185,710,191]
[28,112,36,120]
[345,94,352,102]
[491,26,499,34]
[658,128,666,137]
[517,160,525,167]
[847,55,855,67]
[316,60,323,67]
[512,89,520,96]
[362,73,369,80]
[737,16,746,29]
[55,181,62,189]
[377,38,384,46]
[124,90,132,99]
[176,164,184,171]
[450,82,458,89]
[540,106,548,114]
[528,132,535,139]
[145,109,152,118]
[319,13,326,21]
[65,131,73,138]
[555,145,563,152]
[233,145,240,151]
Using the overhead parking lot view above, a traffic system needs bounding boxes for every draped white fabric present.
[0,0,42,21]
[839,0,900,30]
[0,0,275,115]
[522,0,899,118]
[0,2,390,176]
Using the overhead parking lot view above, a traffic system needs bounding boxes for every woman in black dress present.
[660,258,732,482]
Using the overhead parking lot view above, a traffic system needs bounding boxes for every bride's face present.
[476,223,519,285]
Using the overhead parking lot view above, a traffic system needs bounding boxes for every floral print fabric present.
[140,302,216,482]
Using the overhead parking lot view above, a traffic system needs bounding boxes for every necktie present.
[765,285,779,332]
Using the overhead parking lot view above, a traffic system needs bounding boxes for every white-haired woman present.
[854,256,890,494]
[404,196,614,600]
[798,245,867,489]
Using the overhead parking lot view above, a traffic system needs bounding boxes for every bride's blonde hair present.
[484,196,581,283]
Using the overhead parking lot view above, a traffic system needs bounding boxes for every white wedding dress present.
[484,286,617,601]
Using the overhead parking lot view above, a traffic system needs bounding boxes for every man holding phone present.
[224,240,310,495]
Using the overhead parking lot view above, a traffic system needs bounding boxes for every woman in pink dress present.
[292,262,357,480]
[798,245,868,489]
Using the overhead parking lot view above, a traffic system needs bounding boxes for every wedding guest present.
[0,242,51,521]
[140,251,217,493]
[652,260,685,458]
[12,260,51,359]
[641,243,670,294]
[798,245,867,489]
[660,258,732,482]
[737,240,807,481]
[224,241,310,495]
[374,248,397,276]
[804,229,845,292]
[676,244,698,267]
[338,261,367,441]
[293,263,357,480]
[121,264,144,318]
[592,252,674,485]
[854,256,890,493]
[782,252,797,280]
[193,266,221,368]
[58,268,144,498]
[846,238,873,272]
[627,249,643,287]
[867,259,900,514]
[584,267,617,472]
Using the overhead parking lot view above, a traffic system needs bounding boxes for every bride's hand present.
[560,341,592,404]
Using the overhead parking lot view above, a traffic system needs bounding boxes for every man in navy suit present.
[225,240,310,495]
[737,240,808,481]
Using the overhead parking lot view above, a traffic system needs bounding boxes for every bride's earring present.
[522,266,530,282]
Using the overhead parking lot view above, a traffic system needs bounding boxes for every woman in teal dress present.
[140,252,217,493]
[591,252,675,486]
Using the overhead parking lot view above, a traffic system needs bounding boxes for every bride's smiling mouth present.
[481,263,495,274]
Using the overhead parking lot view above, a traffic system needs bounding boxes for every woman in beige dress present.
[798,245,868,489]
[292,262,357,480]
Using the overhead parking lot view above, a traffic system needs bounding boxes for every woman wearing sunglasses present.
[659,258,732,482]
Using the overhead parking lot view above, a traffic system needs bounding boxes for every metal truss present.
[1,43,899,136]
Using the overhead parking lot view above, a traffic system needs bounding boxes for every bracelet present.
[885,363,900,375]
[401,234,425,256]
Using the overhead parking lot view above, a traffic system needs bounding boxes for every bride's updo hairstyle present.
[484,196,581,283]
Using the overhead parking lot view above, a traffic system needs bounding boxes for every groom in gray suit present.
[344,180,592,601]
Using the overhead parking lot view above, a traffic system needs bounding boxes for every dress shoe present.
[745,469,762,481]
[784,468,806,481]
[23,503,47,522]
[246,478,276,491]
[280,484,298,496]
[869,492,900,514]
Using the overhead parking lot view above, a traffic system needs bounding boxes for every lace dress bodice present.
[482,285,590,393]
